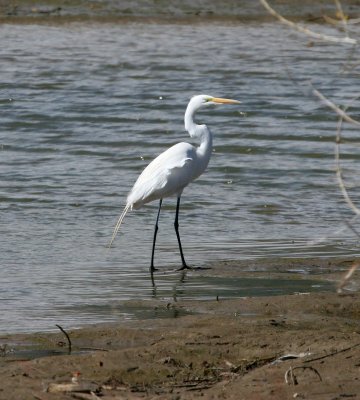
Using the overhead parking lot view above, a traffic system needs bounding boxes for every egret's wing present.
[127,142,196,208]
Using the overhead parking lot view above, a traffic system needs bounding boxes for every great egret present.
[109,94,240,271]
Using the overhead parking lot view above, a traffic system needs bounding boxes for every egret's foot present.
[150,266,158,273]
[177,264,192,271]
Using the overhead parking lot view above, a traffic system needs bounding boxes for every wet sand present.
[0,0,359,24]
[0,258,359,399]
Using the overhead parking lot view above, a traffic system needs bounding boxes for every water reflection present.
[148,268,334,302]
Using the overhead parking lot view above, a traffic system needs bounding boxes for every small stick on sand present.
[285,365,322,385]
[56,324,72,355]
[305,342,360,363]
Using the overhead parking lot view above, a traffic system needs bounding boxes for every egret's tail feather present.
[108,204,131,248]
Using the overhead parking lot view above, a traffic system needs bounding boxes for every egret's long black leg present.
[150,199,162,272]
[174,196,190,270]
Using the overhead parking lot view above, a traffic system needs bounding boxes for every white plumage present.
[127,142,196,209]
[109,94,240,271]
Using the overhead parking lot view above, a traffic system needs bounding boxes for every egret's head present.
[185,94,241,133]
[189,94,241,110]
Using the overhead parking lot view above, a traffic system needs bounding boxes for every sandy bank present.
[0,257,359,399]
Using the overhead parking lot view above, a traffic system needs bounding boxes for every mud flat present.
[0,257,359,399]
[0,0,360,24]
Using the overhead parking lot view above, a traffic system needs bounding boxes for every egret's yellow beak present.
[211,97,241,104]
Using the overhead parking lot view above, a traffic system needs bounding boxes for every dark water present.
[0,22,359,333]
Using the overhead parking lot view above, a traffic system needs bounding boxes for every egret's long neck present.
[184,103,213,175]
[184,104,197,135]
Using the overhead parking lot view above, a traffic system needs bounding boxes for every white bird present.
[109,94,241,272]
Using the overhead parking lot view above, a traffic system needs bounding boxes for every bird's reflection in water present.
[150,268,188,302]
[149,265,212,303]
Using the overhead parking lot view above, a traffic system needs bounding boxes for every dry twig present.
[71,392,101,400]
[285,365,322,385]
[334,116,360,216]
[311,87,360,127]
[259,0,356,44]
[310,86,360,215]
[337,261,360,292]
[334,0,349,36]
[47,382,100,394]
[304,342,360,363]
[262,0,359,290]
[311,87,360,290]
[56,324,72,355]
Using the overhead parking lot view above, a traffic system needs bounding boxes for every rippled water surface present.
[1,22,359,332]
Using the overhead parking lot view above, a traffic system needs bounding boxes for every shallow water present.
[0,22,359,333]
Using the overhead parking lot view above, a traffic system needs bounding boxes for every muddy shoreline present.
[1,257,359,399]
[1,0,360,24]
